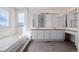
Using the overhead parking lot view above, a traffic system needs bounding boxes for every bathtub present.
[0,35,30,52]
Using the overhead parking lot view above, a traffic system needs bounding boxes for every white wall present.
[0,8,17,39]
[24,8,31,38]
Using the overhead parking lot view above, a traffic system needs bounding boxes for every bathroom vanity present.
[31,9,78,48]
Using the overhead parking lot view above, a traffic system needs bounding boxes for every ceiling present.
[29,7,67,15]
[15,7,76,15]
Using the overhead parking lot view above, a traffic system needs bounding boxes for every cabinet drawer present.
[51,31,57,39]
[45,31,51,39]
[31,31,38,39]
[56,30,65,40]
[38,30,45,39]
[45,30,57,39]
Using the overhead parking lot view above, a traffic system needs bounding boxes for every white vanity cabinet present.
[45,30,64,40]
[31,29,65,41]
[45,30,51,39]
[50,30,57,39]
[31,30,38,39]
[45,30,57,40]
[38,30,45,39]
[56,30,65,40]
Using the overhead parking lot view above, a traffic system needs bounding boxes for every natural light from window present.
[0,8,9,28]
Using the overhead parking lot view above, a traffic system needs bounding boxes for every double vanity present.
[31,8,78,48]
[31,28,77,47]
[31,28,65,41]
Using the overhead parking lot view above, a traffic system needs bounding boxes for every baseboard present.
[31,39,64,41]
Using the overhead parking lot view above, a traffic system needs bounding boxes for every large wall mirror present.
[0,8,10,28]
[66,8,77,28]
[33,14,45,28]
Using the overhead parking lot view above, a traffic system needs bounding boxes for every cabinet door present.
[56,30,65,40]
[45,30,51,39]
[31,30,38,39]
[51,30,57,39]
[38,30,44,39]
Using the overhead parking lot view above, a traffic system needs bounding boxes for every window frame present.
[0,7,10,29]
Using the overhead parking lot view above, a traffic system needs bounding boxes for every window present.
[0,8,9,28]
[18,13,25,27]
[17,13,26,35]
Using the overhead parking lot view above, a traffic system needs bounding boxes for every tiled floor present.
[23,40,77,52]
